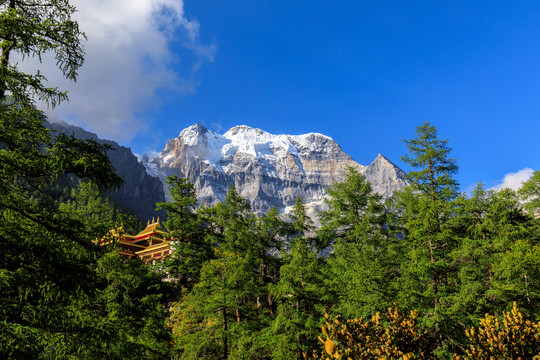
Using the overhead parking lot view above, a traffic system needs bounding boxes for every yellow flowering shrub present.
[304,304,433,360]
[455,302,540,360]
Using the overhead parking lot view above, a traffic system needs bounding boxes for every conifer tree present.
[318,166,400,319]
[157,176,211,291]
[0,0,85,106]
[519,170,540,216]
[396,122,460,355]
[59,181,142,235]
[0,1,178,358]
[452,186,539,320]
[170,186,272,359]
[268,198,326,359]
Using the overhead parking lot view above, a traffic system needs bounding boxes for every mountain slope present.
[143,124,408,215]
[47,121,166,221]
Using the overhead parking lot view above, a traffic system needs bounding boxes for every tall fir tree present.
[157,176,211,291]
[396,122,460,356]
[0,1,175,358]
[267,198,326,359]
[170,186,275,359]
[318,166,400,319]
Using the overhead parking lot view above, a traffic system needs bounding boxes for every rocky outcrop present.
[362,154,409,199]
[47,121,166,221]
[143,124,409,216]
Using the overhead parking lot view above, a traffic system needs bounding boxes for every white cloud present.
[490,168,534,191]
[210,122,224,133]
[18,0,216,142]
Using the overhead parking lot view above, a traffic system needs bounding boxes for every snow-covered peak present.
[143,123,408,215]
[177,123,210,146]
[225,125,263,136]
[221,125,343,157]
[221,125,299,159]
[154,124,350,166]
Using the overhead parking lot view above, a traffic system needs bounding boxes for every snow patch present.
[142,161,160,178]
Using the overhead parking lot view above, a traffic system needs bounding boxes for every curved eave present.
[135,243,170,255]
[118,241,146,249]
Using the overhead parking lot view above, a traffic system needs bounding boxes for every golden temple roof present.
[101,217,172,262]
[135,241,170,255]
[134,217,166,238]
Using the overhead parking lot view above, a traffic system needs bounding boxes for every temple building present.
[101,218,172,262]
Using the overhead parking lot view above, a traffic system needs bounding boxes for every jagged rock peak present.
[176,123,214,147]
[225,125,263,136]
[370,153,397,166]
[143,123,409,216]
[363,153,408,198]
[179,123,209,137]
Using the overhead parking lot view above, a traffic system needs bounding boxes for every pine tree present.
[268,198,326,359]
[59,181,142,236]
[170,186,271,359]
[396,122,460,355]
[157,176,211,291]
[0,1,176,358]
[519,170,540,216]
[0,0,85,106]
[318,166,400,319]
[452,186,539,320]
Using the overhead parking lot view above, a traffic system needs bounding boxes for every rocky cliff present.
[143,124,408,216]
[47,121,166,221]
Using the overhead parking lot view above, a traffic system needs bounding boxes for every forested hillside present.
[1,1,539,359]
[158,123,540,359]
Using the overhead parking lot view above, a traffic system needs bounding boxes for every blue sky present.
[46,1,540,192]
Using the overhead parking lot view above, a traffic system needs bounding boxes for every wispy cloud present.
[18,0,216,142]
[490,168,534,191]
[210,122,224,133]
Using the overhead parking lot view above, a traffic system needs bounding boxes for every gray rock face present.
[47,121,166,221]
[143,124,409,216]
[362,154,409,199]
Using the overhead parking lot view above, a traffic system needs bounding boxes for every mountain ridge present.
[47,121,166,221]
[143,123,409,216]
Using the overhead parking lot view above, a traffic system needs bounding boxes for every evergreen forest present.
[1,1,540,359]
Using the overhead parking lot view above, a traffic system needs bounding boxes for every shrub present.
[455,302,540,360]
[304,304,433,360]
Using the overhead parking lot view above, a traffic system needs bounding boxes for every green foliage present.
[0,1,173,358]
[268,198,327,359]
[89,251,173,359]
[318,166,386,246]
[0,0,85,106]
[492,239,540,315]
[452,185,540,321]
[170,186,281,359]
[395,122,462,354]
[401,122,458,201]
[59,181,141,235]
[519,170,540,215]
[171,248,261,359]
[319,166,401,319]
[158,176,211,290]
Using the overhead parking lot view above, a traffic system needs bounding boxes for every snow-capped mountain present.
[142,124,408,216]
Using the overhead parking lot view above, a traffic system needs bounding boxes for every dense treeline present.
[2,1,540,358]
[0,1,173,358]
[160,124,540,359]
